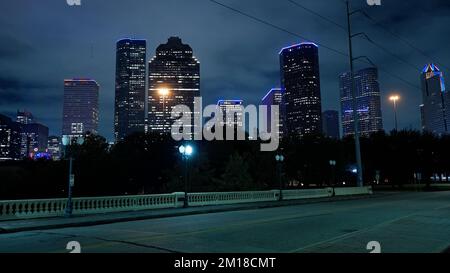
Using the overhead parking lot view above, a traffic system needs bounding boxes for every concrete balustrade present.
[0,187,373,221]
[188,191,277,206]
[0,193,179,221]
[71,193,178,215]
[281,188,334,200]
[334,186,373,196]
[0,198,67,220]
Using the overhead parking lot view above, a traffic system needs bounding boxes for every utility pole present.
[346,0,364,187]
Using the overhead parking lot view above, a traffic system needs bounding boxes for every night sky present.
[1,0,449,141]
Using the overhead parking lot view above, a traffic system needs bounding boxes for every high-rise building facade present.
[261,88,284,137]
[340,67,383,137]
[114,39,147,142]
[322,110,340,139]
[420,64,449,135]
[62,79,99,139]
[148,37,200,137]
[280,42,322,138]
[0,114,21,160]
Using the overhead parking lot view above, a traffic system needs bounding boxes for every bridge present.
[0,187,449,253]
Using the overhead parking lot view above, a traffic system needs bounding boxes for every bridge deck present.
[0,191,449,253]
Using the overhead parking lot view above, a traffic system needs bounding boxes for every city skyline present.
[2,0,450,258]
[2,39,447,141]
[1,0,449,140]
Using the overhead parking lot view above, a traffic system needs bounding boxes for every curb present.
[0,193,389,234]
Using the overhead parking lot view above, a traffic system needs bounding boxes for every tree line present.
[0,130,449,200]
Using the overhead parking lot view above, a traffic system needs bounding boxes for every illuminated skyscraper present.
[0,114,21,161]
[340,67,383,137]
[261,88,284,137]
[280,42,322,138]
[115,39,147,141]
[420,64,449,135]
[148,37,200,137]
[62,79,99,139]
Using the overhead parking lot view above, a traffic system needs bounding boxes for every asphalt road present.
[0,191,449,253]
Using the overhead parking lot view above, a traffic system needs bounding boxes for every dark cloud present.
[0,35,33,60]
[0,77,59,103]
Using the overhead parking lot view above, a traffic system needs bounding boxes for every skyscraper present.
[114,39,147,142]
[62,79,99,139]
[261,88,284,137]
[280,42,322,138]
[148,37,200,137]
[420,64,449,135]
[322,110,340,139]
[0,114,21,161]
[340,67,383,137]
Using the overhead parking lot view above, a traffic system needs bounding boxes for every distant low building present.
[47,136,61,160]
[0,114,21,161]
[322,110,340,139]
[218,100,244,129]
[205,100,245,140]
[19,123,49,158]
[16,110,34,125]
[261,88,285,139]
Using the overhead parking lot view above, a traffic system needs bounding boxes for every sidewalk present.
[0,193,389,234]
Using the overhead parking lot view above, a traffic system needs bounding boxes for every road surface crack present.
[35,231,181,253]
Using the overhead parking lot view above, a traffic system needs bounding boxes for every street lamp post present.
[179,144,193,208]
[158,88,170,130]
[329,160,337,186]
[346,0,364,187]
[62,135,84,218]
[389,95,400,131]
[275,154,285,201]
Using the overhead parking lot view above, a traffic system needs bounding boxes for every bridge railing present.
[188,191,277,206]
[334,186,373,196]
[281,188,334,200]
[0,186,372,221]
